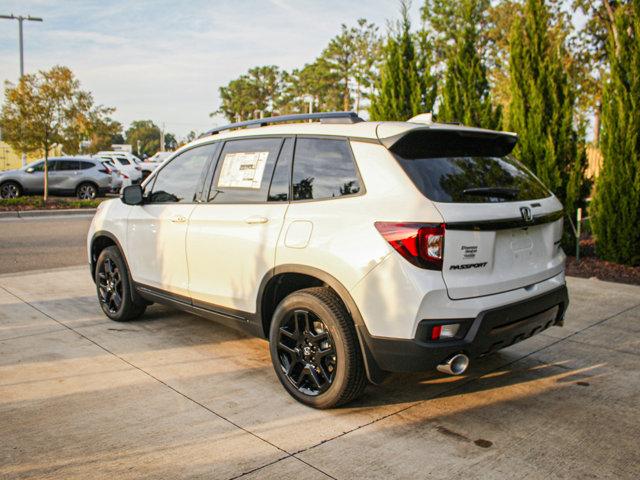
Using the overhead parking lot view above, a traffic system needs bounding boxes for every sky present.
[0,0,424,139]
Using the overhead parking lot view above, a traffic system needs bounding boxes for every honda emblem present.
[520,206,533,222]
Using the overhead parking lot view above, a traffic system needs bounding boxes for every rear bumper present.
[358,285,569,373]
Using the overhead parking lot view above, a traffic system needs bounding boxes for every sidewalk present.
[1,268,639,479]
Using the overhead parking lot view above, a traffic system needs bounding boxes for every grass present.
[0,196,103,211]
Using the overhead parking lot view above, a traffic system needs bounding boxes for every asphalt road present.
[0,214,93,274]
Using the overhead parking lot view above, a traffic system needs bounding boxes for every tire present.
[269,287,367,409]
[76,182,98,199]
[0,181,22,199]
[95,246,146,321]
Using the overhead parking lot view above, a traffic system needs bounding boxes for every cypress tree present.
[438,0,501,129]
[591,0,640,265]
[369,2,434,121]
[507,0,584,223]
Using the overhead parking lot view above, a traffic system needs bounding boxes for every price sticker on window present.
[217,151,269,189]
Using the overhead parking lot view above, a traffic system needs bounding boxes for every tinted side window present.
[208,137,284,203]
[292,138,360,201]
[268,138,293,202]
[148,144,214,203]
[79,161,94,170]
[54,160,80,171]
[30,162,45,172]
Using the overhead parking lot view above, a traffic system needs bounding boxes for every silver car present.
[0,157,114,199]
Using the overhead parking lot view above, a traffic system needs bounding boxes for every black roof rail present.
[202,111,364,137]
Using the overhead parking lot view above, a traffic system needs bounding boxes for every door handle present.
[245,216,269,224]
[170,215,187,224]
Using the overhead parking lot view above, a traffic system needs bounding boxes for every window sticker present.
[217,151,269,189]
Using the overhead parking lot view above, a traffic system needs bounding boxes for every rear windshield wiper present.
[462,187,519,199]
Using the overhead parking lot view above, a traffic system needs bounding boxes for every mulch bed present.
[566,238,640,285]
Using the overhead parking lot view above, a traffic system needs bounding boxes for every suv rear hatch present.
[385,126,565,300]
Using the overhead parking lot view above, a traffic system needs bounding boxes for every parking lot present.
[0,263,638,479]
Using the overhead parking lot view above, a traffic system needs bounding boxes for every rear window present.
[391,130,550,203]
[117,157,131,165]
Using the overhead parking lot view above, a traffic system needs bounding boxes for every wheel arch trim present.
[257,263,387,383]
[89,230,143,306]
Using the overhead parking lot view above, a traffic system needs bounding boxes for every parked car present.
[132,151,172,181]
[88,112,569,409]
[1,156,114,199]
[100,158,135,190]
[147,151,173,164]
[99,160,123,193]
[95,153,143,184]
[97,151,143,164]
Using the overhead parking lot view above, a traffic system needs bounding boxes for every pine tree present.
[507,0,584,223]
[591,0,640,265]
[369,2,434,121]
[438,0,501,128]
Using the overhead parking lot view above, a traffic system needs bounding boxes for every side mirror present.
[121,185,144,205]
[26,167,35,174]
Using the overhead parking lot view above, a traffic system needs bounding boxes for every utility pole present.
[303,94,314,122]
[160,123,166,152]
[1,13,43,166]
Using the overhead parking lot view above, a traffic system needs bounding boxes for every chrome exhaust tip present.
[437,353,470,375]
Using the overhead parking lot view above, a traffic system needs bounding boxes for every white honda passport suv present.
[88,112,569,409]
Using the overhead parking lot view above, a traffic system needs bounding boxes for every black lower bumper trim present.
[358,285,569,373]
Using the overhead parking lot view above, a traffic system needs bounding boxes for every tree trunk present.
[603,0,621,55]
[593,101,601,147]
[43,149,49,203]
[343,76,350,111]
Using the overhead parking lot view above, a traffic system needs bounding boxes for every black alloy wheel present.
[97,257,123,315]
[94,246,147,321]
[269,287,367,408]
[276,309,337,396]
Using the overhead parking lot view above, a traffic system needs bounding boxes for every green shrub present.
[0,196,102,211]
[591,1,640,266]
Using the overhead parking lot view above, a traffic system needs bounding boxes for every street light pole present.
[1,14,43,166]
[0,14,44,77]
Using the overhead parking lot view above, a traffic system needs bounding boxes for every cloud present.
[0,0,422,138]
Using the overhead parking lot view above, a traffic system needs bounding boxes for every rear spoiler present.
[376,123,518,159]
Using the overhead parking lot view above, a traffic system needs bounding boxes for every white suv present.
[87,112,569,408]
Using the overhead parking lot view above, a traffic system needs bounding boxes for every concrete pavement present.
[0,267,639,479]
[0,215,93,274]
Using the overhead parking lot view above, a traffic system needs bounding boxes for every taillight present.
[374,222,445,270]
[121,173,129,179]
[98,168,110,174]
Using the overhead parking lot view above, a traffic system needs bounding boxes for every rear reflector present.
[430,323,460,341]
[431,325,442,340]
[374,222,445,270]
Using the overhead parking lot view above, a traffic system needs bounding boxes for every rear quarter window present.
[292,138,361,201]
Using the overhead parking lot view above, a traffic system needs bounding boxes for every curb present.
[0,208,97,219]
